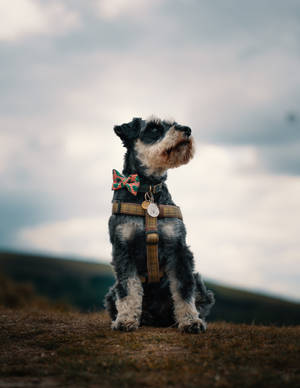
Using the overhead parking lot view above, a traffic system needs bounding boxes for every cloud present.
[18,216,111,259]
[0,190,54,247]
[160,0,300,47]
[93,0,162,20]
[258,142,300,175]
[58,47,300,179]
[0,116,123,255]
[0,0,80,41]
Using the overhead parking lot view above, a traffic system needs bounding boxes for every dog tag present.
[147,202,160,217]
[142,201,150,210]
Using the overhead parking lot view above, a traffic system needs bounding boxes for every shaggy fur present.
[105,117,215,333]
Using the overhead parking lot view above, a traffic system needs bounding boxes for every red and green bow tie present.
[112,169,140,196]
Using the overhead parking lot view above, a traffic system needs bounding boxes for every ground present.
[0,308,299,388]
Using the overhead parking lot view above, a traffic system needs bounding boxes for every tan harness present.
[112,201,183,283]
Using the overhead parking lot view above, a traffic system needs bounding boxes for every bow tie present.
[112,169,140,196]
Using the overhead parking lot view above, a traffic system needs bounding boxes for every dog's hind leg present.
[104,284,118,321]
[194,273,215,319]
[167,245,207,333]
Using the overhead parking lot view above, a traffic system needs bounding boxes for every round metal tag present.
[141,201,150,210]
[147,203,160,217]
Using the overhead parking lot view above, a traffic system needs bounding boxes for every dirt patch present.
[0,308,299,387]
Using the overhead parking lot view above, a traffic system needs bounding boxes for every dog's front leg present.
[167,248,206,333]
[168,269,206,333]
[111,223,143,331]
[111,273,143,331]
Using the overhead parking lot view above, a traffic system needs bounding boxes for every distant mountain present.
[0,250,299,325]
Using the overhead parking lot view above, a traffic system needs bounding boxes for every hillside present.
[0,307,299,388]
[1,250,300,325]
[0,273,73,312]
[0,251,114,311]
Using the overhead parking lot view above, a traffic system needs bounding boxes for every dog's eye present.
[141,122,164,144]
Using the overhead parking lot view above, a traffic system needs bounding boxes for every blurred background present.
[0,0,299,323]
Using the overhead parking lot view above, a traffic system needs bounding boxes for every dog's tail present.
[194,273,215,318]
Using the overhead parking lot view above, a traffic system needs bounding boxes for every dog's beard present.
[135,128,195,176]
[162,137,195,168]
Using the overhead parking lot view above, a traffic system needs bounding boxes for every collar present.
[138,182,163,194]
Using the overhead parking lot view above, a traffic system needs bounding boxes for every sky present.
[1,0,300,301]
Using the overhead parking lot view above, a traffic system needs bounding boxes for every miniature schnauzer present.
[105,117,214,333]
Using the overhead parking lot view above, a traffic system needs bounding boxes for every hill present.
[0,250,114,312]
[0,273,73,312]
[0,307,299,388]
[0,250,300,325]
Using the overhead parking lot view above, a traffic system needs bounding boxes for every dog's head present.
[114,116,195,177]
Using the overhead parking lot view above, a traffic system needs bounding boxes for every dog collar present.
[138,182,163,194]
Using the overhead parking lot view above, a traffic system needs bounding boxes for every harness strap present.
[111,201,183,284]
[138,268,165,283]
[145,212,160,283]
[112,201,183,220]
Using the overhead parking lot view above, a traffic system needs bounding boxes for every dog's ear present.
[114,117,142,145]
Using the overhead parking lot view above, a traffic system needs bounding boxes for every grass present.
[0,307,299,388]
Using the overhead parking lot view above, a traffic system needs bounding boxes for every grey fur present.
[105,117,215,333]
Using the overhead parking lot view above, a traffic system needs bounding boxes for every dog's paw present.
[179,318,206,334]
[111,318,139,332]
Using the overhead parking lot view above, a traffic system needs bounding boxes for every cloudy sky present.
[1,0,300,301]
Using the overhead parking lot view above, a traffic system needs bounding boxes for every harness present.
[112,198,183,284]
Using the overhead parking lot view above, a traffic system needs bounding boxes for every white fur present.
[161,222,176,238]
[168,270,205,331]
[112,275,143,331]
[115,221,143,242]
[117,223,135,241]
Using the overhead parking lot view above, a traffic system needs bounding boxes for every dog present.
[105,117,214,333]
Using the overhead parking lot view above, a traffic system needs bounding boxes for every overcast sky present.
[1,0,300,301]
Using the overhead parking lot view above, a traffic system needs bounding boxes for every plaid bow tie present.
[112,169,140,196]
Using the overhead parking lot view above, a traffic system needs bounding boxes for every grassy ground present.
[0,308,299,388]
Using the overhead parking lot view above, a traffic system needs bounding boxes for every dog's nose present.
[176,125,191,137]
[182,126,191,137]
